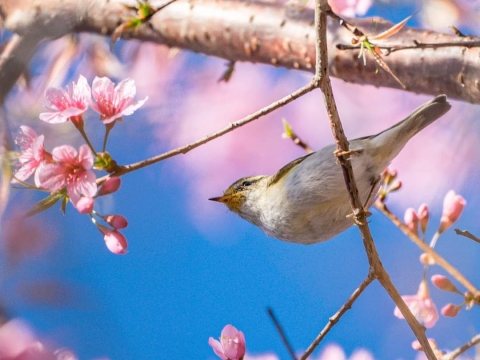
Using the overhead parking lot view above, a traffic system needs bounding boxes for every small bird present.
[210,95,451,245]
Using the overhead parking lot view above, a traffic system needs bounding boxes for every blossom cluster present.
[12,75,147,254]
[386,173,471,356]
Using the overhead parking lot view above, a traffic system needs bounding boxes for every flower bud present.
[438,190,466,233]
[431,275,460,294]
[417,203,429,234]
[404,208,418,236]
[99,226,128,255]
[105,214,128,229]
[74,197,94,214]
[441,303,462,317]
[97,177,121,196]
[382,167,397,185]
[419,253,435,265]
[389,180,402,192]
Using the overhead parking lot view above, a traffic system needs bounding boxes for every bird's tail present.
[368,94,451,168]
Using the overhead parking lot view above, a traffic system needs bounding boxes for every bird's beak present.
[209,195,230,203]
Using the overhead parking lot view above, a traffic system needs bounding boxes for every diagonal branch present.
[300,273,374,359]
[440,334,480,360]
[312,1,437,359]
[107,82,315,178]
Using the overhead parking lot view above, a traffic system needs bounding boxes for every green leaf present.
[25,192,65,217]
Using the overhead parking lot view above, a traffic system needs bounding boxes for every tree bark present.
[1,0,480,103]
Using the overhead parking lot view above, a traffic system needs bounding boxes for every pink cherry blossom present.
[90,77,148,124]
[37,144,97,205]
[438,190,466,233]
[12,126,46,185]
[99,226,128,254]
[404,208,418,236]
[0,318,70,359]
[394,281,438,328]
[209,325,246,360]
[39,75,91,124]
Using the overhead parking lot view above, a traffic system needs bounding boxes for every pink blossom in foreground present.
[404,208,419,236]
[417,203,429,234]
[97,176,121,196]
[99,226,128,254]
[90,77,148,124]
[312,343,375,360]
[12,126,46,185]
[441,303,462,317]
[37,144,97,206]
[209,325,246,360]
[39,75,91,125]
[394,281,438,328]
[0,318,77,360]
[438,190,466,233]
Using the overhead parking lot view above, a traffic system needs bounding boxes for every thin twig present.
[316,3,437,359]
[454,229,480,244]
[106,83,315,178]
[440,334,480,360]
[267,307,297,360]
[300,274,374,360]
[337,40,480,55]
[375,201,480,299]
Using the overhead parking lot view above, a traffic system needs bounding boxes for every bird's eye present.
[242,180,252,187]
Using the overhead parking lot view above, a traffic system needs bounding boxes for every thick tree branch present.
[1,0,480,103]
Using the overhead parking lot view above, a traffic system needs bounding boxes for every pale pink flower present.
[99,226,128,254]
[438,190,466,233]
[39,75,91,124]
[37,144,97,205]
[417,203,429,235]
[209,325,246,360]
[441,303,462,317]
[0,318,64,359]
[105,214,128,229]
[12,126,46,185]
[312,343,374,360]
[90,77,148,124]
[404,208,418,236]
[394,281,438,328]
[330,0,372,16]
[97,176,121,196]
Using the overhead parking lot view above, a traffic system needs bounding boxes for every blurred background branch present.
[0,0,480,103]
